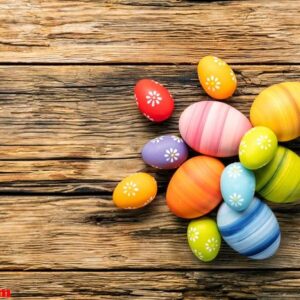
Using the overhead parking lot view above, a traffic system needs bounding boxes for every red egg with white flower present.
[134,79,175,122]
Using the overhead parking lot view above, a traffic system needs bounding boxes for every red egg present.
[134,79,174,122]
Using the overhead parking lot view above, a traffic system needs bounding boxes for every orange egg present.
[113,173,157,209]
[198,56,237,100]
[166,156,224,219]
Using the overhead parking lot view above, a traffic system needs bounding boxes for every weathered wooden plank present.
[0,65,298,193]
[0,64,298,192]
[0,0,299,63]
[0,159,147,193]
[0,270,300,299]
[0,195,298,270]
[0,64,298,157]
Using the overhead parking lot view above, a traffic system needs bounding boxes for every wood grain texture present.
[0,0,299,63]
[0,271,300,299]
[0,195,298,270]
[0,65,298,193]
[0,0,299,297]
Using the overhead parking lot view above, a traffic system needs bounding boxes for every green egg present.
[239,126,278,170]
[255,146,300,203]
[187,218,221,262]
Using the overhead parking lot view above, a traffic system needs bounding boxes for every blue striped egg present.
[217,197,281,260]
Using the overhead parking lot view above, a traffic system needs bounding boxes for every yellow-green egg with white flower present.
[187,218,221,262]
[239,126,278,170]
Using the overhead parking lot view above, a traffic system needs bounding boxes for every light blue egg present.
[217,197,281,260]
[221,162,255,211]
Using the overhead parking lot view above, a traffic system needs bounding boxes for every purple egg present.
[142,135,189,169]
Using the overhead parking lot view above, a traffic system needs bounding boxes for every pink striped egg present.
[179,101,252,157]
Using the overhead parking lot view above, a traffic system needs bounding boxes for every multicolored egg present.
[113,173,157,209]
[187,218,221,262]
[221,163,255,212]
[179,101,252,157]
[255,146,300,203]
[239,126,278,170]
[197,56,237,100]
[166,156,224,219]
[134,79,174,122]
[217,197,281,260]
[250,82,300,141]
[142,135,188,169]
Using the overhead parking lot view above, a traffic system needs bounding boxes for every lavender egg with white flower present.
[142,135,189,169]
[221,162,255,212]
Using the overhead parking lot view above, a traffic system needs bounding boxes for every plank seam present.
[0,62,299,66]
[0,268,299,272]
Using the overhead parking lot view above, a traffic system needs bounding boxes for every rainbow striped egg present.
[217,197,281,260]
[179,101,252,157]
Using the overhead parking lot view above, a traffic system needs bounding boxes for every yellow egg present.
[113,173,157,209]
[250,82,300,141]
[197,56,237,100]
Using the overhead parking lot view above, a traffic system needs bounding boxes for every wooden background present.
[0,0,299,298]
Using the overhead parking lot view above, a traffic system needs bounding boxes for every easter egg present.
[221,163,255,212]
[255,146,300,203]
[217,197,281,260]
[187,218,221,262]
[134,79,174,122]
[113,173,157,209]
[239,126,278,170]
[197,56,237,100]
[166,156,224,219]
[250,82,300,141]
[179,101,252,157]
[142,135,188,169]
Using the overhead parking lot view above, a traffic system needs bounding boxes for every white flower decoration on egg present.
[205,75,221,92]
[257,135,272,150]
[230,70,236,82]
[171,136,183,143]
[143,113,155,121]
[151,136,164,144]
[229,193,244,207]
[188,227,200,243]
[164,148,180,163]
[239,140,248,156]
[213,57,226,66]
[146,90,162,107]
[228,164,243,179]
[192,248,204,260]
[205,237,219,253]
[123,181,139,197]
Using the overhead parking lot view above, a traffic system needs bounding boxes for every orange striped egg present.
[166,156,224,219]
[250,82,300,141]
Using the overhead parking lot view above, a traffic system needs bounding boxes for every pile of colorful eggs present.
[113,55,300,262]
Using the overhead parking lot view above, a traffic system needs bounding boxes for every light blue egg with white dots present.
[221,162,255,212]
[217,197,281,260]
